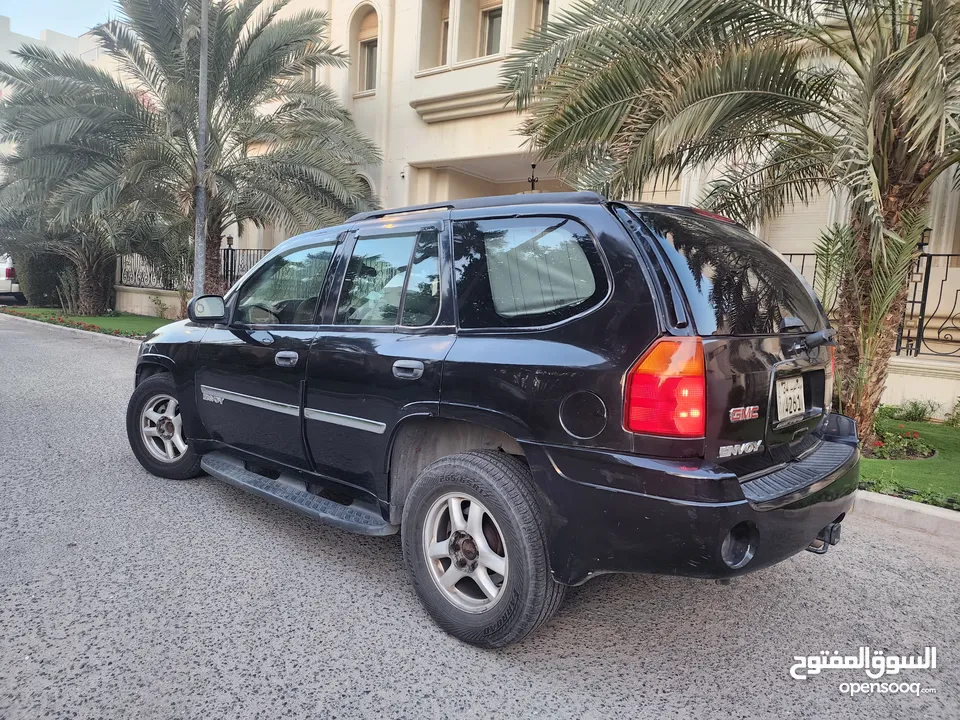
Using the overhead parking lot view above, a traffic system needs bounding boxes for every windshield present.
[632,209,826,336]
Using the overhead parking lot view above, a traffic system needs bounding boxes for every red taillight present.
[4,267,13,280]
[625,337,706,438]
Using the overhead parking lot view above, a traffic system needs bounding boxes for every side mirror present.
[188,295,226,323]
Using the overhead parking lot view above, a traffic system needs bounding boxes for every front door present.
[195,233,341,470]
[304,219,455,501]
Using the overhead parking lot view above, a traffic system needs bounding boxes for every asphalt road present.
[1,314,958,719]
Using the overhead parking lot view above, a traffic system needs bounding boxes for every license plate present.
[776,376,805,422]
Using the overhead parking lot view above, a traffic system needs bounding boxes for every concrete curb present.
[853,490,960,540]
[0,311,143,347]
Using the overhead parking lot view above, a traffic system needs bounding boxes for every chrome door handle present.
[275,351,299,368]
[393,359,424,380]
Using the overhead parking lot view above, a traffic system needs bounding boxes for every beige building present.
[0,16,83,158]
[4,9,959,410]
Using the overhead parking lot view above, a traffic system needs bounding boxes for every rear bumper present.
[522,416,859,585]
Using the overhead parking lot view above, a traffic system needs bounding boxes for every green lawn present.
[3,307,171,336]
[861,419,960,499]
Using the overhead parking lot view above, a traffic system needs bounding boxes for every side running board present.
[201,452,398,536]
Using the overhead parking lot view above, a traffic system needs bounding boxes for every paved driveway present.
[1,315,957,719]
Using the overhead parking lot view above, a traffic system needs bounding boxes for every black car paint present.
[135,196,858,585]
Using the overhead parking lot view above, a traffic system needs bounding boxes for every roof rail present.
[347,191,606,222]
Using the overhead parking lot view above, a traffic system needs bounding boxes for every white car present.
[0,255,25,303]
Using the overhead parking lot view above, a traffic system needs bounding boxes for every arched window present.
[357,175,376,203]
[355,8,379,93]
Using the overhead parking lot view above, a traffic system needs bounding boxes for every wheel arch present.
[135,354,176,385]
[386,416,525,525]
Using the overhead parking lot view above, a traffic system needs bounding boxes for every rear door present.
[626,207,833,475]
[194,234,340,470]
[303,217,454,502]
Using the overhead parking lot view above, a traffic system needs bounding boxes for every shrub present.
[870,427,935,459]
[875,404,898,421]
[896,399,940,421]
[877,399,941,423]
[13,252,69,307]
[945,398,960,428]
[56,268,80,314]
[860,477,960,511]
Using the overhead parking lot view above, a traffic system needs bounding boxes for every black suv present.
[126,192,858,647]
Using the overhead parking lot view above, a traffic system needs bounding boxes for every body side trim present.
[199,384,299,416]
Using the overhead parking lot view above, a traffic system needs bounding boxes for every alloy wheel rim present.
[140,393,187,464]
[422,492,509,613]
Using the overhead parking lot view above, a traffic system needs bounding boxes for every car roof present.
[272,194,741,254]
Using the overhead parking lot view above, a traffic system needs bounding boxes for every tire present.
[401,450,566,648]
[126,373,203,480]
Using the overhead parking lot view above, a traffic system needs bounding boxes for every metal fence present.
[896,254,960,357]
[222,248,269,287]
[119,248,268,291]
[119,254,190,290]
[782,251,960,357]
[120,247,960,357]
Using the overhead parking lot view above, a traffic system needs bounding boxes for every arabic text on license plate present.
[776,376,805,421]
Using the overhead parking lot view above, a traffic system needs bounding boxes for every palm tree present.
[0,205,169,314]
[502,0,960,437]
[0,0,379,302]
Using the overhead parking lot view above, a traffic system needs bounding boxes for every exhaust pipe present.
[806,521,842,554]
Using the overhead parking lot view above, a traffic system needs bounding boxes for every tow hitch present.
[806,522,842,555]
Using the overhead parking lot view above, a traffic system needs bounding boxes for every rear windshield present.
[633,209,826,336]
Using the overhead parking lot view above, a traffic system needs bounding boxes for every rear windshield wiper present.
[803,328,835,350]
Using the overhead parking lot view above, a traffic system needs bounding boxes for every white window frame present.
[534,0,549,30]
[358,38,378,93]
[478,5,503,57]
[440,18,450,65]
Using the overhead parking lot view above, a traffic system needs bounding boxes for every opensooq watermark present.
[789,647,938,696]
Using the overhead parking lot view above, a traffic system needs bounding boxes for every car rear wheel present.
[401,451,566,648]
[126,373,203,480]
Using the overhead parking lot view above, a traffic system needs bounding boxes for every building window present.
[535,0,549,30]
[440,18,450,65]
[355,8,379,93]
[479,6,502,57]
[359,38,378,92]
[419,0,450,71]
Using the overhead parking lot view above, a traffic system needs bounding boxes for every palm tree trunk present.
[838,296,907,440]
[833,189,924,443]
[76,260,108,315]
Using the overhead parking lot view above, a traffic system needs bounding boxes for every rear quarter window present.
[635,210,826,336]
[452,217,608,329]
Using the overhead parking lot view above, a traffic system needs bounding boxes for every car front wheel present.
[401,451,566,648]
[126,373,203,480]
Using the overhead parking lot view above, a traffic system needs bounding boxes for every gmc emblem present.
[729,406,759,423]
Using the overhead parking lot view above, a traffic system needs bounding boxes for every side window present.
[335,233,418,326]
[235,241,336,325]
[401,230,441,326]
[452,217,607,328]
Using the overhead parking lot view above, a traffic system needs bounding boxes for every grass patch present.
[1,306,171,337]
[861,419,960,508]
